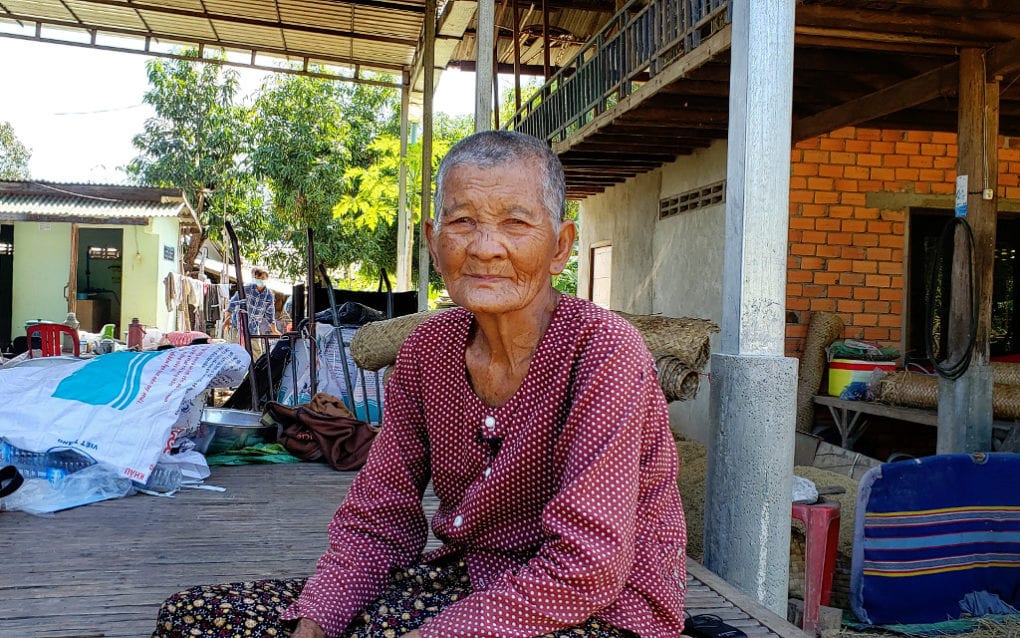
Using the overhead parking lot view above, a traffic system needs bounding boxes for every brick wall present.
[785,126,1020,358]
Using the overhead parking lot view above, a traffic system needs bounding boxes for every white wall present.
[577,140,729,443]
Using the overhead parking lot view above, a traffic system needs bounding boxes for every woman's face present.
[427,161,575,317]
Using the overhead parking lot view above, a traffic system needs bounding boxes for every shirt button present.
[484,416,496,429]
[483,467,492,478]
[453,515,464,528]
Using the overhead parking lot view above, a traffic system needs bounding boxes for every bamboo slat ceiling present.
[557,0,1020,196]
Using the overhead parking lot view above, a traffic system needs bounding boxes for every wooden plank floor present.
[2,462,807,638]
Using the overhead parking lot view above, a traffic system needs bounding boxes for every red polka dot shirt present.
[282,295,687,637]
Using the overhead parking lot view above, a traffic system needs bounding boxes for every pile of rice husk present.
[676,436,859,608]
[877,371,1020,420]
[796,312,845,432]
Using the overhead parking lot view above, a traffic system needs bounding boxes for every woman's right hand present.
[290,618,326,638]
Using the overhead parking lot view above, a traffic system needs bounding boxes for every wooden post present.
[418,0,436,311]
[67,223,79,314]
[475,0,495,131]
[543,0,550,81]
[396,81,412,291]
[936,49,999,453]
[513,0,522,113]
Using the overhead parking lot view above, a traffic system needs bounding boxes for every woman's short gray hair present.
[433,130,565,228]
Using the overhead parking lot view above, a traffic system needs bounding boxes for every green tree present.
[127,52,249,271]
[0,121,31,180]
[245,73,398,278]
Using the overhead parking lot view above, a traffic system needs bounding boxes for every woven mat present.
[796,312,845,432]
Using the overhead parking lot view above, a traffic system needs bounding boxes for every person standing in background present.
[223,267,279,359]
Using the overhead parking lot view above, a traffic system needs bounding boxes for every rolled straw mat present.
[993,362,1020,386]
[877,371,1020,420]
[655,355,701,402]
[352,308,719,373]
[796,312,845,433]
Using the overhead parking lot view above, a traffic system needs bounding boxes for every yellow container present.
[827,358,897,397]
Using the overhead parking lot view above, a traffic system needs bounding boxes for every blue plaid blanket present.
[851,453,1020,625]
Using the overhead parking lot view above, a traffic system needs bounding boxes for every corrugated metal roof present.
[0,194,185,219]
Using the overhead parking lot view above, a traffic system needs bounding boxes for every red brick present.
[802,284,826,297]
[932,131,957,144]
[840,273,865,286]
[890,302,902,315]
[871,167,897,181]
[896,142,921,155]
[878,314,901,328]
[853,233,880,247]
[881,130,903,142]
[921,143,947,156]
[831,152,857,165]
[842,193,868,206]
[831,127,856,139]
[892,222,905,235]
[889,276,903,288]
[879,235,902,248]
[792,163,818,176]
[894,168,921,181]
[931,182,955,195]
[882,154,908,168]
[854,313,878,326]
[796,137,821,150]
[834,179,859,191]
[888,329,902,342]
[858,154,883,167]
[801,203,827,217]
[820,137,846,151]
[999,148,1020,162]
[828,285,853,298]
[814,272,839,285]
[828,232,852,245]
[815,192,841,204]
[802,150,830,163]
[906,131,933,143]
[858,180,884,191]
[864,300,890,313]
[852,260,878,274]
[788,269,813,283]
[808,177,835,190]
[789,229,803,243]
[867,247,892,261]
[856,129,883,141]
[810,298,837,311]
[787,296,809,311]
[791,243,816,256]
[867,220,893,234]
[790,190,814,203]
[878,261,903,275]
[853,287,879,300]
[790,217,815,230]
[919,169,945,182]
[908,155,934,169]
[786,324,809,337]
[841,219,867,232]
[845,166,870,180]
[830,205,854,218]
[854,207,880,220]
[866,274,892,287]
[879,209,905,222]
[864,327,890,340]
[934,156,957,169]
[790,176,808,190]
[845,140,871,153]
[841,247,866,260]
[837,300,864,313]
[817,245,841,258]
[801,257,824,269]
[820,164,845,178]
[815,218,841,231]
[802,230,828,243]
[879,288,901,301]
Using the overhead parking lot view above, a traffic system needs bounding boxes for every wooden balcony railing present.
[505,0,731,144]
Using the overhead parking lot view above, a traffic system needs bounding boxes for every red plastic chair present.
[26,323,80,358]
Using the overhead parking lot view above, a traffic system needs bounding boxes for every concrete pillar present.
[703,0,798,615]
[475,0,495,131]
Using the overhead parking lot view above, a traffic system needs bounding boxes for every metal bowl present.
[199,408,275,455]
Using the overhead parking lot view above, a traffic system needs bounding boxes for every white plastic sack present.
[0,344,249,483]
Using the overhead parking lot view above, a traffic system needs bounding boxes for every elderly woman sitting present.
[153,130,687,638]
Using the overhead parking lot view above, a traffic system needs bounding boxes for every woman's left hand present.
[399,631,422,638]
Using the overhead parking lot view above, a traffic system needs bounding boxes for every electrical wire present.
[925,216,977,380]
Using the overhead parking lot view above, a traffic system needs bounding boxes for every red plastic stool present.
[791,500,841,635]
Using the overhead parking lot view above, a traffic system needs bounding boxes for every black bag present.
[292,269,418,325]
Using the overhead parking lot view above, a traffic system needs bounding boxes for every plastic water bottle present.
[141,464,183,494]
[0,440,95,486]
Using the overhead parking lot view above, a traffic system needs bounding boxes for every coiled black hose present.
[925,217,977,380]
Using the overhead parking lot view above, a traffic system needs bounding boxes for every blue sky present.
[0,36,481,184]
